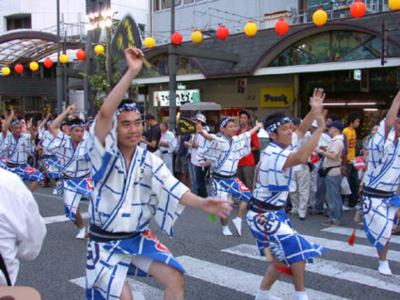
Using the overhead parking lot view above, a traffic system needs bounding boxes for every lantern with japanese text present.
[29,61,39,72]
[313,9,328,27]
[275,19,289,36]
[76,49,86,61]
[1,66,11,76]
[59,54,68,64]
[389,0,400,10]
[171,32,183,45]
[14,64,24,74]
[244,21,258,37]
[350,0,366,18]
[216,25,229,40]
[144,37,156,48]
[43,58,53,69]
[191,31,203,44]
[94,44,105,56]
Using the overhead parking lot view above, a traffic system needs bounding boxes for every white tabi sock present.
[255,289,282,300]
[294,291,309,300]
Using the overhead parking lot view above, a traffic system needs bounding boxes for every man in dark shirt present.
[142,113,161,153]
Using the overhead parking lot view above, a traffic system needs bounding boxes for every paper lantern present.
[76,49,86,61]
[43,58,53,69]
[313,9,328,27]
[191,31,203,44]
[171,32,183,45]
[94,44,105,56]
[350,0,366,18]
[29,61,39,72]
[389,0,400,10]
[1,66,11,76]
[275,18,289,36]
[216,25,229,40]
[59,54,68,64]
[244,21,258,37]
[14,64,24,74]
[144,37,156,48]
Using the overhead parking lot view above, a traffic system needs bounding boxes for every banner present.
[259,86,294,108]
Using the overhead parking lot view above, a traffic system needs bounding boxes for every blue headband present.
[10,119,22,127]
[265,117,292,134]
[220,117,234,128]
[116,102,140,116]
[69,123,85,130]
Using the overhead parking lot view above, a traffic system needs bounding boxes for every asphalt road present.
[15,187,400,300]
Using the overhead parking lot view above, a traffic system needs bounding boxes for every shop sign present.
[153,89,200,107]
[259,86,294,108]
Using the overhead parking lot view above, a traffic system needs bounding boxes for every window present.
[153,0,160,11]
[6,14,31,30]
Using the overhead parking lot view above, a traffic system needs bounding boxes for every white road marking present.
[70,276,163,300]
[321,226,400,245]
[303,234,400,262]
[177,255,348,300]
[44,212,89,225]
[222,244,400,294]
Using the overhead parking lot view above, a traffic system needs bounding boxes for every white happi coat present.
[87,117,189,235]
[0,168,46,285]
[1,132,34,164]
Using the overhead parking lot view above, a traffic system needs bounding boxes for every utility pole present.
[168,0,177,130]
[56,0,63,114]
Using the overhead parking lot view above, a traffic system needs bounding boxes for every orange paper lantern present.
[191,31,203,44]
[216,25,229,40]
[350,0,366,18]
[144,37,156,48]
[171,32,183,45]
[14,64,24,74]
[29,61,39,72]
[389,0,400,10]
[312,9,328,27]
[59,54,68,64]
[1,66,11,76]
[76,49,86,61]
[94,44,105,56]
[275,19,289,36]
[43,58,53,69]
[244,21,258,37]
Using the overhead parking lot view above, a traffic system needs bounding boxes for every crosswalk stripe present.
[177,255,348,300]
[222,244,400,294]
[303,234,400,262]
[43,212,89,225]
[321,226,400,245]
[70,276,163,300]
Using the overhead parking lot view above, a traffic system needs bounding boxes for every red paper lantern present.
[14,64,24,74]
[43,58,54,69]
[76,49,86,61]
[275,18,289,36]
[216,25,229,40]
[171,32,183,45]
[350,0,366,18]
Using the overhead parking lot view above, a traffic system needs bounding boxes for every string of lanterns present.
[142,0,400,48]
[1,44,107,76]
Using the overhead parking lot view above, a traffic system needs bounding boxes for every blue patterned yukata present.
[43,130,92,222]
[197,131,252,202]
[0,131,43,182]
[362,119,400,250]
[85,116,189,300]
[247,141,325,265]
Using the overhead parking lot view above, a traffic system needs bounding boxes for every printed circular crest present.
[86,243,100,270]
[254,213,280,235]
[362,197,372,214]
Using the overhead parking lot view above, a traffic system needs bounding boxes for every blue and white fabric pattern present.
[252,142,295,207]
[210,176,252,203]
[64,177,93,222]
[87,116,189,234]
[42,130,90,178]
[197,132,251,177]
[85,116,189,299]
[362,194,400,250]
[86,229,185,300]
[363,119,400,192]
[246,209,325,265]
[1,132,34,164]
[5,164,44,182]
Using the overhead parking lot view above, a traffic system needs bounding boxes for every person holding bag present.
[317,120,345,226]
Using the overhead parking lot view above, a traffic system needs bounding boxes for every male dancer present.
[1,111,43,191]
[43,105,91,239]
[362,90,400,275]
[85,48,231,300]
[197,117,263,236]
[247,89,326,300]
